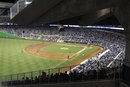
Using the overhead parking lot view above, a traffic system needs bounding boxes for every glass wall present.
[10,0,33,19]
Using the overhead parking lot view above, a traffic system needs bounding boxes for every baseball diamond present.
[0,38,102,76]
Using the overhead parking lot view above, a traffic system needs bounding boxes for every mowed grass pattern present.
[42,45,83,54]
[0,38,99,76]
[0,38,64,76]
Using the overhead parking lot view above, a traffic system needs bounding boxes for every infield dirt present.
[25,42,103,65]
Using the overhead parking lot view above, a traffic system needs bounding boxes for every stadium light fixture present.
[25,1,32,5]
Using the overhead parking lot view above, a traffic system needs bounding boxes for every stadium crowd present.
[0,25,125,86]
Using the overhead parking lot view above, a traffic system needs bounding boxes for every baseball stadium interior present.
[0,0,130,87]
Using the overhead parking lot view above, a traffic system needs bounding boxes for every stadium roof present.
[0,0,17,24]
[10,0,122,26]
[0,0,123,27]
[0,0,16,8]
[0,0,17,3]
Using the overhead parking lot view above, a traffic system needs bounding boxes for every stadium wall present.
[9,80,120,87]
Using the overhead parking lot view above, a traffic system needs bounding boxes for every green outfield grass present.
[0,38,64,76]
[0,38,99,77]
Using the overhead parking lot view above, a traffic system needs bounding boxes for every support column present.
[113,0,130,82]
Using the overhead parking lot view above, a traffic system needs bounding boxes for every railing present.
[10,0,33,19]
[0,63,122,87]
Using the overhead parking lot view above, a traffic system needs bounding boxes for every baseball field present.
[0,37,103,76]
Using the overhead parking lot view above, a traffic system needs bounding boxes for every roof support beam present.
[0,2,13,9]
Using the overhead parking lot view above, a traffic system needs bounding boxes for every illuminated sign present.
[49,24,124,30]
